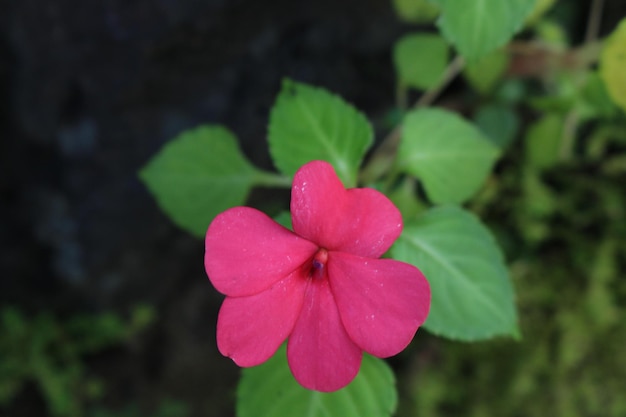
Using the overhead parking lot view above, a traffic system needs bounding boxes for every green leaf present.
[237,346,397,417]
[524,0,557,26]
[515,169,556,243]
[268,79,373,187]
[434,0,535,61]
[474,104,520,149]
[392,0,440,23]
[577,72,619,120]
[391,206,519,340]
[393,33,449,90]
[273,211,292,230]
[140,125,260,237]
[524,113,563,169]
[600,18,626,113]
[534,19,569,48]
[495,79,527,104]
[463,49,509,94]
[388,177,427,221]
[522,169,556,218]
[397,108,500,204]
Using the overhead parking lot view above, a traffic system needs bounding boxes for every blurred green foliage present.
[391,8,625,414]
[398,125,626,416]
[89,399,189,417]
[0,305,155,417]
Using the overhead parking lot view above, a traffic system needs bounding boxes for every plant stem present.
[559,110,580,161]
[396,81,408,111]
[414,55,465,108]
[359,55,465,185]
[585,0,604,44]
[559,0,603,161]
[254,171,292,188]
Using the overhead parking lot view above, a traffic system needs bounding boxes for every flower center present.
[309,248,328,279]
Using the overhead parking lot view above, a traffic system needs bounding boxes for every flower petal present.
[328,252,430,358]
[205,206,317,297]
[287,279,362,392]
[291,160,402,258]
[217,271,307,367]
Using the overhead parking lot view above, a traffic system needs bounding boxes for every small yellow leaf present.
[600,18,626,112]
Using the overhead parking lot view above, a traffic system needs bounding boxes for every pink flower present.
[205,160,430,392]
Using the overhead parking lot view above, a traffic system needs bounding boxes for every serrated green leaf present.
[394,33,449,90]
[434,0,535,61]
[237,346,397,417]
[391,206,519,340]
[525,113,563,169]
[463,49,509,94]
[600,18,626,113]
[268,79,373,187]
[474,104,520,149]
[139,125,259,237]
[398,108,500,204]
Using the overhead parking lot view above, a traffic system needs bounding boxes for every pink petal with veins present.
[205,206,317,297]
[287,279,362,392]
[328,251,431,358]
[217,271,307,367]
[291,161,403,258]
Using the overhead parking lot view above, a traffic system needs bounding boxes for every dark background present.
[1,1,624,416]
[0,1,405,416]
